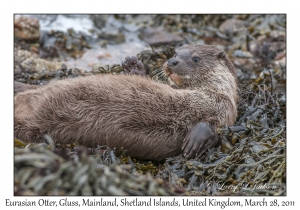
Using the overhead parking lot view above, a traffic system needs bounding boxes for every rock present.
[110,64,123,73]
[14,49,39,75]
[196,39,205,45]
[232,50,253,58]
[92,63,109,73]
[124,23,141,32]
[249,142,269,154]
[216,45,225,51]
[21,58,62,73]
[270,30,285,39]
[232,58,249,66]
[275,51,286,60]
[219,19,247,36]
[14,49,38,64]
[14,16,40,41]
[69,68,86,75]
[91,63,122,74]
[249,42,258,55]
[235,68,248,81]
[275,57,286,68]
[139,27,183,46]
[90,14,108,29]
[98,29,125,44]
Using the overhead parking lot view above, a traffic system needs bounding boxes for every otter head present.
[163,44,238,102]
[163,45,236,86]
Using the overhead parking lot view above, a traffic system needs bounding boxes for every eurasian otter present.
[14,45,238,161]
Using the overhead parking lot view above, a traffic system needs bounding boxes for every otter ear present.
[217,51,226,59]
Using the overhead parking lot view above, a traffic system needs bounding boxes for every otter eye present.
[192,57,200,62]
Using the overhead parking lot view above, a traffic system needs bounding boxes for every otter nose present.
[167,58,179,67]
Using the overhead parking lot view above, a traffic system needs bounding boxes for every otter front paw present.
[182,122,219,159]
[122,56,147,76]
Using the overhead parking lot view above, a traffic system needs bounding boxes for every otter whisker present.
[151,68,164,77]
[151,69,161,75]
[151,68,168,82]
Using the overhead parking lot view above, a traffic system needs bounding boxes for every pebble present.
[219,18,247,36]
[21,58,62,73]
[232,50,253,58]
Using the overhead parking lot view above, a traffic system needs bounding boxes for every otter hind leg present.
[182,122,220,159]
[122,56,147,76]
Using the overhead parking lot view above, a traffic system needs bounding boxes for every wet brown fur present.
[14,45,238,161]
